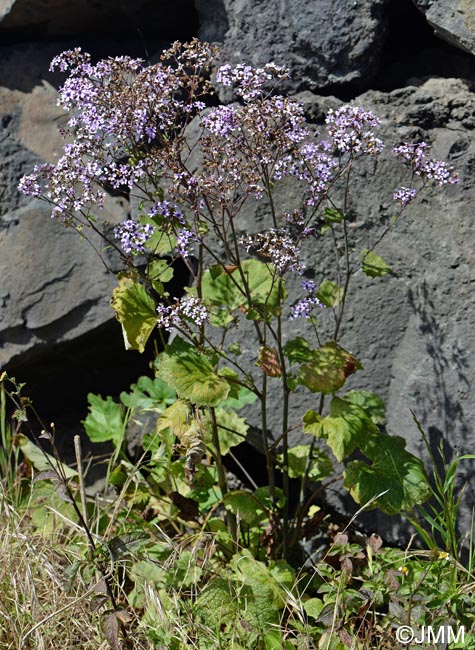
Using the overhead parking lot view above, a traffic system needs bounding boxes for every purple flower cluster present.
[216,62,288,101]
[19,40,216,221]
[325,106,384,156]
[175,228,196,258]
[17,173,42,198]
[202,105,240,137]
[156,296,209,332]
[393,142,459,186]
[241,229,304,275]
[148,200,185,224]
[290,280,324,320]
[113,220,154,255]
[275,142,337,205]
[393,186,418,206]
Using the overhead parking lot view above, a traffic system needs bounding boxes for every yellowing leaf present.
[157,337,229,406]
[111,273,157,353]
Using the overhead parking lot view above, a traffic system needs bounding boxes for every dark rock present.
[0,0,199,41]
[413,0,475,56]
[196,0,392,95]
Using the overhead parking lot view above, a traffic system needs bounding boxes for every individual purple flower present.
[113,220,154,255]
[393,187,417,206]
[326,106,384,155]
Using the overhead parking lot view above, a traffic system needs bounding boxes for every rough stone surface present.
[196,0,392,94]
[413,0,475,55]
[0,0,198,39]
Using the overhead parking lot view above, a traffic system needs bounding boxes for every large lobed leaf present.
[201,259,286,321]
[157,337,230,406]
[297,341,362,394]
[303,397,377,462]
[344,434,431,514]
[83,394,125,444]
[303,395,431,513]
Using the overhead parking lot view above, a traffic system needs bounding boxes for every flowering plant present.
[19,40,458,560]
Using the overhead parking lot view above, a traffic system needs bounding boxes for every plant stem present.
[209,407,238,548]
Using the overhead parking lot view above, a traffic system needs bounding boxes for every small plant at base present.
[407,411,475,568]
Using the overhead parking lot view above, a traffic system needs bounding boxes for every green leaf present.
[140,212,176,255]
[343,390,386,425]
[148,258,174,284]
[344,433,431,514]
[156,399,191,438]
[120,375,176,411]
[231,551,287,629]
[360,249,391,278]
[304,397,378,462]
[316,279,342,307]
[194,578,239,628]
[157,337,229,406]
[147,258,174,294]
[278,445,333,481]
[224,490,264,524]
[210,408,248,454]
[83,394,125,444]
[111,273,157,353]
[217,368,257,410]
[324,207,345,224]
[283,337,312,364]
[304,598,325,619]
[15,434,77,478]
[201,259,285,321]
[297,341,362,394]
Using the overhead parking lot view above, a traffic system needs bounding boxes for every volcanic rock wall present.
[1,0,474,538]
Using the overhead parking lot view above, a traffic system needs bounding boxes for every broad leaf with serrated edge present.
[83,394,125,444]
[344,433,431,514]
[283,337,312,364]
[207,408,248,454]
[316,279,342,307]
[303,397,378,462]
[111,273,157,353]
[297,341,362,394]
[343,390,386,425]
[201,259,285,320]
[157,337,229,406]
[120,375,175,411]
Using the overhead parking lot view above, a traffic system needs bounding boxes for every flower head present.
[113,220,154,255]
[156,296,209,332]
[393,142,459,186]
[326,106,384,155]
[289,279,324,319]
